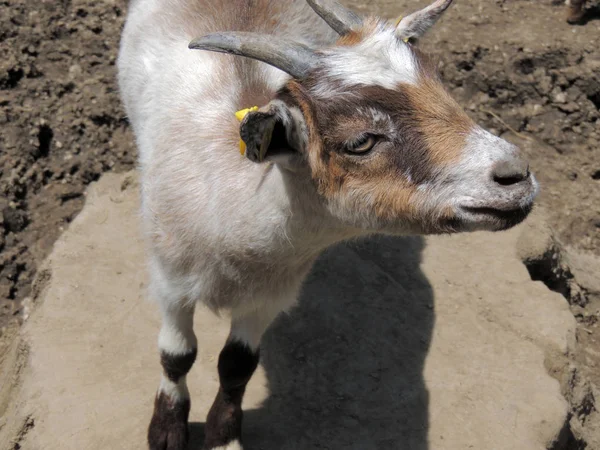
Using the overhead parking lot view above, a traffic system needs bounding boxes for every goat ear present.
[239,101,305,165]
[395,0,452,42]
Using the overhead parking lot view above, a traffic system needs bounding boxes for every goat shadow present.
[582,4,600,23]
[191,235,434,450]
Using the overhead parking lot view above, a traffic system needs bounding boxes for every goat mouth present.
[459,204,533,230]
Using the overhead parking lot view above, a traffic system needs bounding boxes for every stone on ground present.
[0,172,575,450]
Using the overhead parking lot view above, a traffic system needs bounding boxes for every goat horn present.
[189,32,317,79]
[306,0,363,35]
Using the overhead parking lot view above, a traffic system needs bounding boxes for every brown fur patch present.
[406,77,474,166]
[302,83,429,194]
[335,19,380,46]
[281,81,330,192]
[372,185,458,232]
[359,175,419,221]
[336,30,364,46]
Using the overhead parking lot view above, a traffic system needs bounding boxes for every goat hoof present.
[147,392,191,450]
[566,6,586,24]
[202,389,245,450]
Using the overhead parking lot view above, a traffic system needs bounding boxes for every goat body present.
[118,1,538,449]
[119,1,339,316]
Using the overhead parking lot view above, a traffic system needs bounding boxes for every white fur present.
[229,305,291,350]
[314,24,418,98]
[119,1,343,322]
[421,127,539,231]
[158,375,190,403]
[158,301,197,356]
[210,441,243,450]
[452,127,539,209]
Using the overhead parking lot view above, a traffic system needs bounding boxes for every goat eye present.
[346,134,376,154]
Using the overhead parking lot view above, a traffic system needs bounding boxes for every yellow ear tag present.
[235,106,259,156]
[394,15,410,43]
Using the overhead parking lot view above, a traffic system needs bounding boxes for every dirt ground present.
[0,0,599,447]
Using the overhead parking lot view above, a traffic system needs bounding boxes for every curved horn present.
[189,32,317,79]
[306,0,363,35]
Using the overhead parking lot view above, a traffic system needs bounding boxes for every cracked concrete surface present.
[0,172,575,450]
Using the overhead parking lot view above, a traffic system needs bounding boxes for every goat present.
[117,1,539,449]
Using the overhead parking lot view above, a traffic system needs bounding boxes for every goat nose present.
[492,158,530,186]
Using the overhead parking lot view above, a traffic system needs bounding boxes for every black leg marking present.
[161,348,197,382]
[218,341,259,392]
[203,340,260,450]
[148,349,197,450]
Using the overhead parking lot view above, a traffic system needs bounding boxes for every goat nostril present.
[492,159,530,186]
[494,174,526,186]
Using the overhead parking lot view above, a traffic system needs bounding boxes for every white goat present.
[117,1,539,449]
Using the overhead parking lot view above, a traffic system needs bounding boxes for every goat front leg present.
[203,307,278,450]
[148,302,197,450]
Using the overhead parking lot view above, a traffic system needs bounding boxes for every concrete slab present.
[0,172,575,450]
